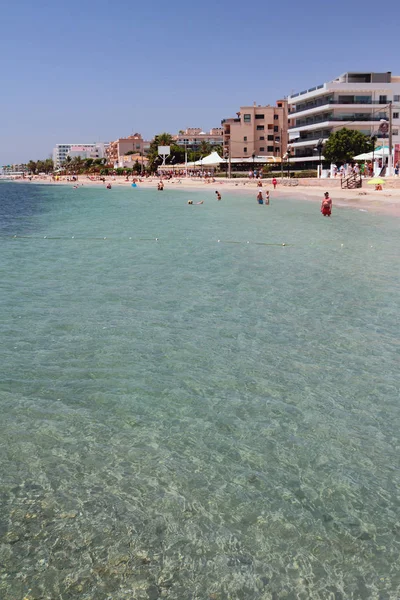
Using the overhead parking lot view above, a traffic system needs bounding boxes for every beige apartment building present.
[222,101,288,159]
[106,134,151,166]
[173,128,223,151]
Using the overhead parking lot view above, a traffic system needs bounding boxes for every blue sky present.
[1,0,399,164]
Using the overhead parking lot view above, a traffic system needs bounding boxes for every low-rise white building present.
[52,142,109,168]
[288,71,400,168]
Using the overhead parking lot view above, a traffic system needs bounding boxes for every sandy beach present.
[8,175,400,216]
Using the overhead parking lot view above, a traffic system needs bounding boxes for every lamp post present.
[224,152,229,178]
[314,138,324,178]
[379,117,390,175]
[371,134,377,177]
[287,147,291,177]
[252,153,255,177]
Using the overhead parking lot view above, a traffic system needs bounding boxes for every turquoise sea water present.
[0,182,399,600]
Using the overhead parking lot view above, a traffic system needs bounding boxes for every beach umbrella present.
[367,178,385,185]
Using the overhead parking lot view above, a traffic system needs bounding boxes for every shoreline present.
[5,175,400,216]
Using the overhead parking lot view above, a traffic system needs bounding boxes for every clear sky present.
[1,0,399,164]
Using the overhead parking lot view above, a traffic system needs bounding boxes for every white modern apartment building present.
[288,71,400,167]
[52,142,109,168]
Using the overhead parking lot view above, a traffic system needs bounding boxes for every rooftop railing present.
[288,84,324,99]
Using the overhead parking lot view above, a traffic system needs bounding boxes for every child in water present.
[321,192,332,216]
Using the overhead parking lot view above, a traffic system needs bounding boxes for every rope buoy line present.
[1,234,291,246]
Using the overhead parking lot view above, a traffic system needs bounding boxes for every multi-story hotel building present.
[172,128,223,151]
[52,143,108,168]
[221,101,288,159]
[288,71,400,167]
[106,134,151,166]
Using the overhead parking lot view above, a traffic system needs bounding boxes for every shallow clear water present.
[0,182,399,600]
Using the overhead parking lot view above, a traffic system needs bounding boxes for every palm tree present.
[156,132,173,146]
[199,141,212,157]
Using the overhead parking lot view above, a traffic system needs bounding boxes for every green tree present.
[44,158,54,173]
[198,141,212,157]
[323,128,374,164]
[147,133,174,172]
[27,160,37,174]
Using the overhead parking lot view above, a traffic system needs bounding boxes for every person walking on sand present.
[272,177,277,189]
[321,192,332,217]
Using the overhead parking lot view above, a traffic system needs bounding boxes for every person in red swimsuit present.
[321,192,332,217]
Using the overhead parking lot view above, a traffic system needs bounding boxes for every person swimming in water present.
[321,192,332,216]
[215,191,221,200]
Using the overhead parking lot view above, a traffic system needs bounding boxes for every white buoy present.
[129,237,132,240]
[247,241,250,244]
[282,243,286,246]
[104,237,107,240]
[218,240,220,243]
[155,238,158,241]
[13,235,16,238]
[44,236,47,239]
[72,236,74,239]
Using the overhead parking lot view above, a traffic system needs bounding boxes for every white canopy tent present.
[193,151,226,166]
[353,146,391,161]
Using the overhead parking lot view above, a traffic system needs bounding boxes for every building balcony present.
[290,136,330,148]
[288,99,389,117]
[289,116,389,131]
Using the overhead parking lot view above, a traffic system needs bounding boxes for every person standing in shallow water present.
[321,192,332,216]
[265,190,270,205]
[257,191,263,204]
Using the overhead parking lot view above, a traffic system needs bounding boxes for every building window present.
[355,96,372,103]
[267,146,274,152]
[268,135,274,141]
[274,126,279,132]
[275,136,280,142]
[243,114,251,123]
[379,95,387,104]
[277,103,282,108]
[274,114,279,120]
[259,136,265,140]
[268,124,273,129]
[256,125,264,130]
[394,95,400,102]
[244,147,247,153]
[259,147,265,152]
[255,114,264,119]
[243,136,247,142]
[394,112,399,119]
